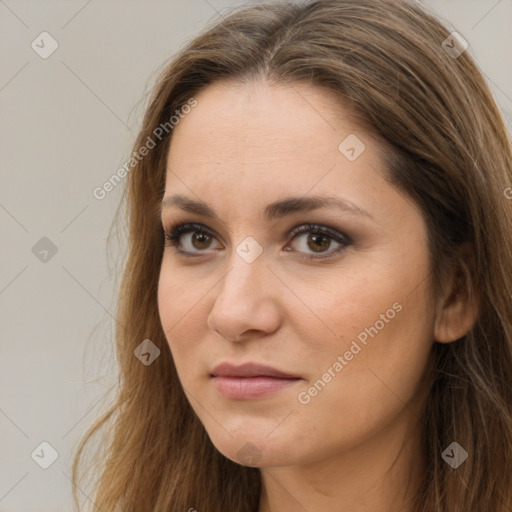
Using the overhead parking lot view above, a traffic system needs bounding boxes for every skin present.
[157,78,478,511]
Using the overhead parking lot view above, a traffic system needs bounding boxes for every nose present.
[207,256,282,342]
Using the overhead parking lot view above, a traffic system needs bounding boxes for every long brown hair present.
[72,0,512,510]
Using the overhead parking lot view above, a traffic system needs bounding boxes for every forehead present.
[165,79,385,194]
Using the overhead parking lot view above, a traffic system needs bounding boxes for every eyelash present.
[163,222,352,261]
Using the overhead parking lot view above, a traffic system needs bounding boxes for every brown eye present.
[290,231,341,254]
[190,232,213,250]
[287,224,351,260]
[306,233,331,252]
[164,223,221,255]
[164,222,351,260]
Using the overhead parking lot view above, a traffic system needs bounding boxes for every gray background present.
[1,1,511,511]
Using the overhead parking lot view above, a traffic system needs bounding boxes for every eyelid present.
[163,221,351,259]
[163,222,222,253]
[285,223,351,260]
[288,223,350,243]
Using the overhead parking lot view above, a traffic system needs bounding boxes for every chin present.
[207,425,300,468]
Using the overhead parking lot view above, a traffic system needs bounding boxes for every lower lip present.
[211,376,301,399]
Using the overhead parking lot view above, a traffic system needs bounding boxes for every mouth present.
[210,362,302,400]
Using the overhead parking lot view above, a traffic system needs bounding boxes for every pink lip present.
[211,362,300,379]
[210,362,302,400]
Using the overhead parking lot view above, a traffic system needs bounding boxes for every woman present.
[72,0,512,510]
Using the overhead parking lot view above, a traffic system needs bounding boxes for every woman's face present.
[157,78,436,468]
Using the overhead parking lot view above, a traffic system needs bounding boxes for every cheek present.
[157,265,207,374]
[292,252,434,406]
[296,280,434,437]
[158,259,209,328]
[283,257,412,359]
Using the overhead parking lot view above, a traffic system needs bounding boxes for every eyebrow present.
[160,193,374,222]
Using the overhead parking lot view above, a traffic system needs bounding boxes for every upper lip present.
[210,362,300,379]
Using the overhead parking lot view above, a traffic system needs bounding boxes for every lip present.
[210,362,301,379]
[210,362,302,400]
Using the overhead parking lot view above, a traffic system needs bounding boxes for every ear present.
[434,243,480,344]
